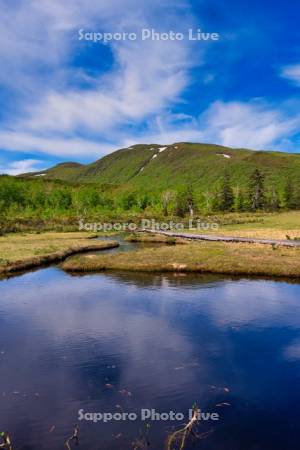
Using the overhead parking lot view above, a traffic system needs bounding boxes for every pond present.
[0,259,300,448]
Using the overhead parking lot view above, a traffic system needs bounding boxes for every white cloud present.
[0,0,300,163]
[0,131,114,158]
[22,47,189,134]
[198,100,299,149]
[280,63,300,86]
[1,99,299,160]
[1,98,299,160]
[123,100,300,151]
[0,0,196,140]
[18,5,194,135]
[0,159,45,175]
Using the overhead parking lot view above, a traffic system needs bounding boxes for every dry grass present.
[189,211,300,240]
[125,233,189,244]
[62,240,300,279]
[193,228,300,240]
[0,232,119,274]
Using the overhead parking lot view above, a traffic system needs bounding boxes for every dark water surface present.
[0,267,300,449]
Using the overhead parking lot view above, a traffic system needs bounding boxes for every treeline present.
[209,169,285,213]
[160,169,300,216]
[0,169,299,221]
[0,176,153,219]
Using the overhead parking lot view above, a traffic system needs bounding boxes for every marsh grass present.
[190,211,300,240]
[125,233,188,244]
[0,232,119,274]
[62,239,300,279]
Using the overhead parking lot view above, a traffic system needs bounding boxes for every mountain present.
[20,162,83,181]
[19,142,300,193]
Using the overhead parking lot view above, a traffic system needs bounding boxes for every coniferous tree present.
[219,172,234,211]
[292,180,300,209]
[248,169,265,211]
[283,178,300,209]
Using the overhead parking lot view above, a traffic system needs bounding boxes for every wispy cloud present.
[0,0,198,159]
[280,63,300,86]
[1,99,299,159]
[22,42,190,134]
[197,100,299,149]
[1,0,300,164]
[122,100,300,151]
[0,159,45,175]
[0,131,115,158]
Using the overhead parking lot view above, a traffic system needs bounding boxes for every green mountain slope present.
[20,162,84,182]
[19,142,300,193]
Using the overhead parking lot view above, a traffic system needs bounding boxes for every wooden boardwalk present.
[143,230,300,248]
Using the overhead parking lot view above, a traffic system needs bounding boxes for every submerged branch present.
[0,432,13,450]
[65,425,79,450]
[166,405,200,450]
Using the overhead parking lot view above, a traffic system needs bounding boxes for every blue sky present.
[1,0,300,174]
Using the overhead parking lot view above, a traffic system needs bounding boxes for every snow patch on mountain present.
[217,153,231,159]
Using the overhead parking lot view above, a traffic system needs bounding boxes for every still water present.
[0,266,300,449]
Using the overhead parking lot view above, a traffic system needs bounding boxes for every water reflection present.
[0,269,299,449]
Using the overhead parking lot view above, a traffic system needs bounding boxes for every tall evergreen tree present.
[284,178,294,208]
[219,172,234,211]
[248,169,265,211]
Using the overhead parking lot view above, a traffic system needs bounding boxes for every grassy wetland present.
[186,211,300,240]
[1,211,300,278]
[56,210,300,279]
[61,237,300,278]
[0,232,118,275]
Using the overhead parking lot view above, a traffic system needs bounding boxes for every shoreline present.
[1,230,300,281]
[0,234,119,275]
[61,236,300,280]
